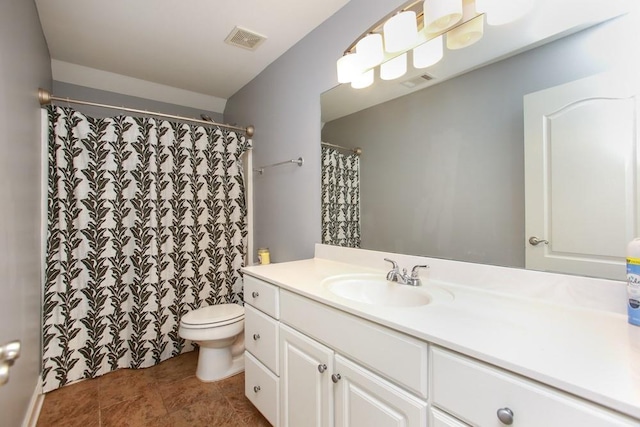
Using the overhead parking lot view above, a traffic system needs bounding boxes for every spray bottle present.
[626,238,640,326]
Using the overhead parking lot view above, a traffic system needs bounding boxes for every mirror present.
[321,0,639,280]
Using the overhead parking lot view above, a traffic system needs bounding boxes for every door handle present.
[528,236,549,246]
[0,340,21,365]
[0,340,21,387]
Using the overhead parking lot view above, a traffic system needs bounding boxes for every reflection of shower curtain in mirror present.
[321,146,360,248]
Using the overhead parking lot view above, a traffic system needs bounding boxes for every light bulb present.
[337,54,362,83]
[356,33,384,68]
[351,69,374,89]
[380,53,407,80]
[383,11,418,53]
[424,0,463,34]
[413,35,444,68]
[447,0,483,50]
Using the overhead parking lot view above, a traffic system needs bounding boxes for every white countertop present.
[243,255,640,420]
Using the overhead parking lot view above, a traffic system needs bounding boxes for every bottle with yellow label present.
[258,248,270,265]
[627,238,640,326]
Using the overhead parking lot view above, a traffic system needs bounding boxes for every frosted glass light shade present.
[380,53,407,80]
[383,11,418,53]
[447,0,483,50]
[476,0,534,25]
[413,35,443,68]
[424,0,463,34]
[351,69,374,89]
[356,33,384,68]
[337,54,362,83]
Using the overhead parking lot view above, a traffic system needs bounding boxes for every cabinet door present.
[280,324,334,427]
[430,408,470,427]
[333,354,427,427]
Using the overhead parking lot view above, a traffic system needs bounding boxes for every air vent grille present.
[400,73,435,88]
[225,26,267,51]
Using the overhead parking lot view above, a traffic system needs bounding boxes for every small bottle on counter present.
[257,248,271,265]
[627,238,640,326]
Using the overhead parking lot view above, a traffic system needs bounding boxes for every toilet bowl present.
[178,303,245,382]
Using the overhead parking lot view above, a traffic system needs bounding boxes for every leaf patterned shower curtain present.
[321,146,360,248]
[42,105,250,392]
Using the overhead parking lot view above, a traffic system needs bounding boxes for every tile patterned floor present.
[36,351,271,427]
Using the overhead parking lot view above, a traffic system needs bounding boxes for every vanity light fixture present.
[381,53,408,80]
[383,11,419,53]
[413,35,444,68]
[356,33,385,69]
[351,69,375,89]
[424,0,463,34]
[336,0,535,89]
[446,0,484,50]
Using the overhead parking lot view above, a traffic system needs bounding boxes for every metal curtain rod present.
[254,157,304,175]
[321,142,362,155]
[37,88,255,137]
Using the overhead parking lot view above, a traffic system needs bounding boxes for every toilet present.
[178,303,245,382]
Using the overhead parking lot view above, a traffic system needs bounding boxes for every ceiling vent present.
[225,26,267,51]
[400,73,435,89]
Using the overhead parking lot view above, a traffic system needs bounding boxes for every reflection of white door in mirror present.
[524,73,639,280]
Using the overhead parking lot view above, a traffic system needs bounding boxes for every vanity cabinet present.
[243,273,639,427]
[244,275,281,427]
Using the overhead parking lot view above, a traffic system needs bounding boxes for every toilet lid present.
[181,304,244,327]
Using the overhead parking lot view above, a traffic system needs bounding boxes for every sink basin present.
[322,273,451,307]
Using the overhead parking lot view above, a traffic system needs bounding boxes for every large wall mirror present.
[321,0,639,280]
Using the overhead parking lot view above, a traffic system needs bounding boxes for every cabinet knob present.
[317,364,327,373]
[252,291,259,298]
[253,385,261,393]
[253,333,260,341]
[497,407,514,425]
[331,373,341,383]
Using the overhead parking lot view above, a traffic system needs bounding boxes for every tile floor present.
[36,351,271,427]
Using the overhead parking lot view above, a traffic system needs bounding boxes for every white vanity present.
[242,244,640,426]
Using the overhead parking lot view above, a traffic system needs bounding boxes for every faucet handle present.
[384,258,399,270]
[405,265,429,286]
[410,264,429,278]
[384,258,400,282]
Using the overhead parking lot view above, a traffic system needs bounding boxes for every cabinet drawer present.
[244,275,280,318]
[245,304,279,375]
[245,351,279,427]
[280,290,428,398]
[431,347,637,427]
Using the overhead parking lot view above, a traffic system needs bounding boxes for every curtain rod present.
[38,88,254,137]
[321,141,362,155]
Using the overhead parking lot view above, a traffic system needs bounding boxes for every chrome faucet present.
[384,258,429,286]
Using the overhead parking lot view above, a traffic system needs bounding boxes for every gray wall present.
[0,1,51,425]
[53,81,224,122]
[322,18,626,268]
[225,0,406,262]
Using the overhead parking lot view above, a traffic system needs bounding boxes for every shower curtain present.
[42,105,250,392]
[321,146,360,248]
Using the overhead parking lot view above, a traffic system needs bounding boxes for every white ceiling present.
[35,0,350,104]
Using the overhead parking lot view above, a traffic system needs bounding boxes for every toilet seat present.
[180,304,244,329]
